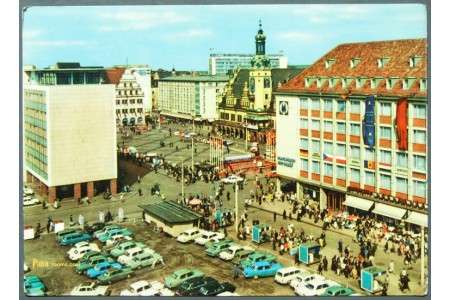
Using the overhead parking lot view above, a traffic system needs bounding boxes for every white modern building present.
[209,53,288,75]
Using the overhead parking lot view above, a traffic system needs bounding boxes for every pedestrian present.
[227,191,230,201]
[273,212,277,222]
[338,239,343,254]
[283,209,287,220]
[139,188,142,196]
[42,200,46,210]
[69,215,74,226]
[323,256,328,271]
[224,226,228,237]
[389,260,395,273]
[384,240,389,253]
[36,220,41,234]
[106,210,112,222]
[137,175,141,183]
[233,265,239,280]
[318,262,323,275]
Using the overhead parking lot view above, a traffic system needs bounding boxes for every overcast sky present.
[21,2,427,70]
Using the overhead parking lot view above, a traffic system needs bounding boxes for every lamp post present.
[235,181,239,235]
[179,157,184,200]
[192,116,195,168]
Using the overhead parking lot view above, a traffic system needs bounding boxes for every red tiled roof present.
[278,39,427,97]
[105,67,126,85]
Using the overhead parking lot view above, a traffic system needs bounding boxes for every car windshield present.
[225,248,234,254]
[305,284,314,290]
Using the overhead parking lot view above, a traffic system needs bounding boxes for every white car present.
[70,282,110,296]
[218,291,240,296]
[120,280,173,296]
[23,187,34,195]
[68,243,100,261]
[117,247,154,264]
[23,196,40,206]
[221,175,244,184]
[295,279,338,296]
[176,228,205,244]
[195,231,225,246]
[105,234,132,246]
[219,245,254,261]
[289,272,324,289]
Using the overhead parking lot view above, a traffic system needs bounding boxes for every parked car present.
[109,240,149,258]
[217,291,241,296]
[97,267,135,285]
[56,229,78,242]
[221,175,244,184]
[242,261,283,279]
[75,255,114,275]
[23,196,40,206]
[87,261,123,278]
[70,282,110,296]
[174,276,218,296]
[60,232,92,246]
[232,249,256,265]
[78,251,109,264]
[120,280,173,296]
[24,275,46,296]
[239,252,278,269]
[194,231,225,246]
[204,237,231,249]
[23,186,34,195]
[94,225,132,239]
[98,228,132,244]
[68,243,100,261]
[125,252,164,270]
[205,241,238,257]
[274,266,309,285]
[289,272,324,290]
[320,285,356,296]
[176,228,205,244]
[117,247,155,265]
[164,268,205,288]
[84,222,106,235]
[295,279,339,296]
[219,245,254,261]
[195,281,236,296]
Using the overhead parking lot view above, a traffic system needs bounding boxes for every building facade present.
[275,39,428,228]
[209,53,288,75]
[23,63,118,202]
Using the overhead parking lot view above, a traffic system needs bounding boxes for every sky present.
[21,2,428,71]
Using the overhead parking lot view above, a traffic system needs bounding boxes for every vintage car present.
[109,240,149,258]
[274,266,310,285]
[23,186,34,195]
[86,261,123,278]
[205,241,238,257]
[176,228,205,244]
[60,232,92,246]
[125,252,164,270]
[70,282,110,296]
[98,228,132,244]
[239,252,278,269]
[174,276,218,296]
[295,279,339,296]
[104,234,132,246]
[194,231,225,246]
[67,243,100,261]
[94,225,132,239]
[56,229,78,242]
[78,251,109,264]
[204,236,230,249]
[120,280,174,296]
[96,267,134,285]
[289,272,325,290]
[231,249,256,265]
[83,222,106,235]
[242,261,283,279]
[219,245,254,261]
[195,281,236,296]
[164,268,205,289]
[23,196,40,206]
[117,247,155,265]
[75,255,114,274]
[221,175,244,184]
[320,285,356,296]
[24,275,46,296]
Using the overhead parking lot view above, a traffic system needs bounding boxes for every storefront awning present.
[194,117,202,121]
[405,211,428,227]
[343,196,374,211]
[372,203,407,220]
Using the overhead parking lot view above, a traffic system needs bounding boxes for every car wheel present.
[127,274,132,279]
[253,275,259,280]
[137,265,142,270]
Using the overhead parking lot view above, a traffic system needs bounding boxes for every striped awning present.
[343,196,374,211]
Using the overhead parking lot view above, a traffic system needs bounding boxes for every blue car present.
[98,228,133,244]
[242,261,283,279]
[24,275,46,296]
[60,232,92,246]
[87,261,123,278]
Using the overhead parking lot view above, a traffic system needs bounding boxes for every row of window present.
[116,108,144,114]
[115,99,143,105]
[301,160,426,197]
[117,90,143,96]
[220,112,244,123]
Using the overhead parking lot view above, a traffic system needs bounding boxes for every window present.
[305,77,315,88]
[420,78,427,91]
[413,130,426,144]
[350,123,360,136]
[396,177,408,193]
[323,99,333,111]
[350,146,360,159]
[73,73,84,84]
[300,118,308,129]
[380,174,391,189]
[329,77,340,88]
[116,100,120,105]
[413,104,426,118]
[325,59,336,69]
[377,57,390,68]
[312,161,320,174]
[324,163,333,176]
[311,120,320,131]
[403,77,416,90]
[371,77,383,89]
[311,99,320,110]
[413,155,426,170]
[413,180,426,197]
[380,103,391,116]
[300,98,308,109]
[231,114,235,121]
[350,101,360,114]
[351,168,360,182]
[317,77,327,88]
[409,56,423,67]
[365,171,375,186]
[337,122,346,134]
[386,77,399,89]
[116,109,120,114]
[379,150,392,165]
[300,159,308,171]
[300,138,308,150]
[350,58,361,68]
[238,115,242,123]
[337,166,346,179]
[323,120,333,132]
[122,99,128,105]
[336,143,346,157]
[356,77,367,89]
[337,100,346,112]
[122,109,128,113]
[56,73,71,85]
[324,142,333,154]
[396,153,408,167]
[380,127,391,139]
[312,140,320,152]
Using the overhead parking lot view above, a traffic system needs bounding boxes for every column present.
[74,183,81,200]
[110,179,117,195]
[40,183,48,197]
[87,181,94,198]
[48,187,56,203]
[320,188,327,211]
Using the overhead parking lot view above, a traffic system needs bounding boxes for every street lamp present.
[192,116,195,168]
[235,181,239,235]
[179,156,184,200]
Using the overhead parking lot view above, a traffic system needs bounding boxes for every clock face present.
[250,78,255,93]
[279,101,288,115]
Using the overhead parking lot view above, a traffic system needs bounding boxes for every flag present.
[396,98,408,150]
[363,96,375,148]
[335,156,347,164]
[364,160,376,169]
[300,149,309,157]
[322,153,333,162]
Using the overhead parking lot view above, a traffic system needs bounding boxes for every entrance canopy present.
[343,196,374,211]
[372,203,407,220]
[405,211,428,227]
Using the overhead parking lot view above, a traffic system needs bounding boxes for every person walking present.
[273,212,277,222]
[318,262,323,275]
[283,209,287,220]
[69,215,74,226]
[338,239,343,254]
[323,256,328,271]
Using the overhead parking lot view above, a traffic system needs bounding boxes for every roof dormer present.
[377,57,390,68]
[420,77,427,91]
[317,77,328,88]
[342,76,354,89]
[371,77,383,89]
[355,76,368,89]
[325,58,336,69]
[305,76,316,88]
[402,77,416,90]
[409,56,423,67]
[328,77,340,88]
[350,58,361,69]
[386,77,399,90]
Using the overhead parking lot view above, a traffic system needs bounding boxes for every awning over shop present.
[194,117,202,121]
[405,211,428,227]
[372,203,407,220]
[343,196,374,211]
[245,115,271,121]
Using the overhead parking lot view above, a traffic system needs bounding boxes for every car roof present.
[130,280,149,289]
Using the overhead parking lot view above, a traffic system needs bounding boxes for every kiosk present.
[252,223,271,244]
[361,266,387,294]
[299,242,321,265]
[53,220,65,233]
[24,226,35,240]
[215,209,232,227]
